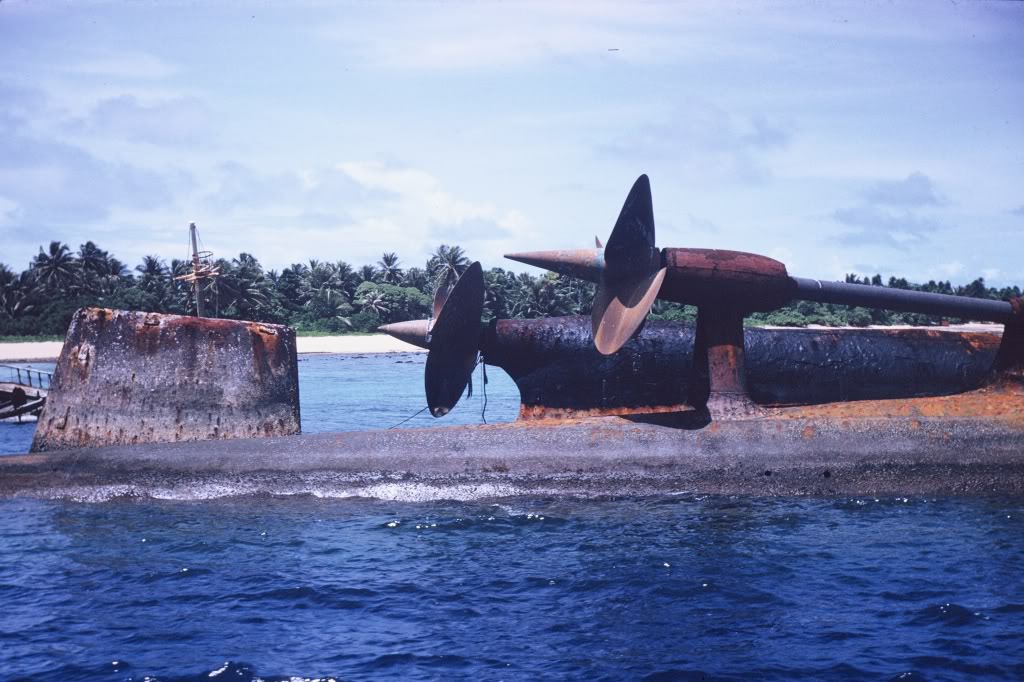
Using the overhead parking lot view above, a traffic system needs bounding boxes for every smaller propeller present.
[380,263,484,417]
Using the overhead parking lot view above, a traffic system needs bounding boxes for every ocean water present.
[2,355,1024,680]
[1,496,1022,680]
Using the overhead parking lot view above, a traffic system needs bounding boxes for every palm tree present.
[358,288,389,318]
[301,261,344,304]
[334,261,358,301]
[76,241,109,295]
[136,255,168,291]
[134,255,170,310]
[32,241,77,294]
[276,263,308,309]
[510,274,571,319]
[377,252,403,284]
[358,264,379,285]
[427,244,469,291]
[402,267,429,292]
[0,265,35,321]
[207,253,273,320]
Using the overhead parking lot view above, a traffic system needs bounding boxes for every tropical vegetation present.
[1,240,1020,338]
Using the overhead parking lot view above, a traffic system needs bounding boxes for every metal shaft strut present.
[791,277,1013,323]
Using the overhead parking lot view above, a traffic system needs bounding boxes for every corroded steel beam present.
[31,308,300,452]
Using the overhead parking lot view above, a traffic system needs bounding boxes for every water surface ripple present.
[1,495,1022,680]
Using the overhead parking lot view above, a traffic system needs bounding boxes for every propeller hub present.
[504,249,604,283]
[377,320,430,349]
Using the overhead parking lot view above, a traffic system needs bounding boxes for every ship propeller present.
[377,263,485,417]
[423,262,485,417]
[591,174,667,355]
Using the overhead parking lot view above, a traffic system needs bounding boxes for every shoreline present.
[0,324,1003,363]
[0,334,426,363]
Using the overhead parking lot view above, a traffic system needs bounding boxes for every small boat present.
[0,364,50,423]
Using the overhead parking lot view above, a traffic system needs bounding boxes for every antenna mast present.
[175,222,220,318]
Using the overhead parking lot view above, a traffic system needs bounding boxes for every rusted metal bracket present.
[689,305,764,419]
[994,297,1024,378]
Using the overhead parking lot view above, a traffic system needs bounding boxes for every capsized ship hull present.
[2,378,1023,499]
[4,313,1020,499]
[482,317,1002,419]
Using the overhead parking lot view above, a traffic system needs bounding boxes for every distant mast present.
[175,222,220,318]
[189,223,206,317]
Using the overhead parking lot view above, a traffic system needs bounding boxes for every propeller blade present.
[591,174,664,355]
[592,267,667,355]
[605,174,655,267]
[424,262,485,417]
[432,284,450,320]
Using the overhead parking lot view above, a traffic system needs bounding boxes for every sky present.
[1,0,1022,286]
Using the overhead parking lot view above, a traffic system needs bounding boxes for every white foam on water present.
[30,477,535,503]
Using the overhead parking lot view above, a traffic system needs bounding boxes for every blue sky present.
[1,1,1021,286]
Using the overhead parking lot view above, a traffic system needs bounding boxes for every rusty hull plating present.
[479,317,1006,421]
[31,308,301,452]
[5,306,1023,499]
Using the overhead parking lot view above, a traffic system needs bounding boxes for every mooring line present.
[480,360,489,425]
[388,405,429,429]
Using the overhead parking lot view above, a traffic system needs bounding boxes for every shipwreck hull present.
[482,318,1001,419]
[3,381,1023,500]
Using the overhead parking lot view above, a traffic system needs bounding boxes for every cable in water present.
[389,405,429,429]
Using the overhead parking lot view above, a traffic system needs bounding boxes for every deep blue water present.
[2,355,1024,680]
[1,496,1022,680]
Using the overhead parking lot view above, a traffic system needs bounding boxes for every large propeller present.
[591,175,667,355]
[506,174,666,355]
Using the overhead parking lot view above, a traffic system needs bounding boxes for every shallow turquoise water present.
[0,353,519,455]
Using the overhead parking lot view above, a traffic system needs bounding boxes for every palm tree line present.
[1,240,1020,337]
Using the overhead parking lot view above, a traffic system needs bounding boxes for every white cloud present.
[65,95,211,146]
[862,172,942,207]
[0,196,19,228]
[66,51,179,80]
[982,267,1001,281]
[336,161,529,240]
[937,261,964,278]
[320,2,776,70]
[598,102,792,185]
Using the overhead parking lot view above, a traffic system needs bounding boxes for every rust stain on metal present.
[773,381,1024,427]
[995,297,1023,374]
[518,402,694,421]
[660,248,795,311]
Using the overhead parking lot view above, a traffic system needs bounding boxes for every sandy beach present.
[0,334,425,363]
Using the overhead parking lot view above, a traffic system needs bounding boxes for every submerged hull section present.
[481,318,1000,419]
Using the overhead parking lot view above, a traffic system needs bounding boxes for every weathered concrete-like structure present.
[31,308,300,452]
[2,379,1023,500]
